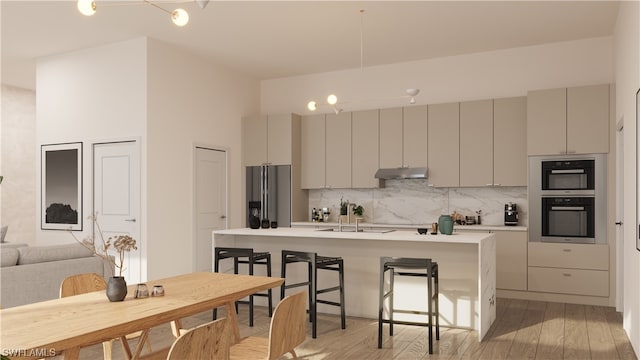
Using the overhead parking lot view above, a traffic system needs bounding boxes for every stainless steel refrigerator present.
[246,165,291,228]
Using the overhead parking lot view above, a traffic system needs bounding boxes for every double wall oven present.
[529,154,606,244]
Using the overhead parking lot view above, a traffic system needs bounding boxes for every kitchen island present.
[213,227,496,340]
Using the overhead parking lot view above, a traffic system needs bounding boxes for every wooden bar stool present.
[378,256,439,354]
[280,250,346,338]
[213,247,273,327]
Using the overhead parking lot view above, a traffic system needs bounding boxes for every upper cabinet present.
[301,112,352,189]
[527,84,609,155]
[379,106,428,169]
[566,85,610,154]
[459,100,493,187]
[352,110,380,188]
[325,112,352,189]
[243,114,299,166]
[493,97,527,186]
[301,114,326,189]
[428,102,460,187]
[402,106,428,168]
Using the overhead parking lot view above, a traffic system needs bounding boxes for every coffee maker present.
[504,203,519,226]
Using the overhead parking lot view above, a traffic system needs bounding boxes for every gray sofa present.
[0,243,112,308]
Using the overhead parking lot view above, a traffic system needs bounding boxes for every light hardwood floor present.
[65,298,637,359]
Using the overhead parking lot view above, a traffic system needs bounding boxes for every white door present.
[194,147,227,272]
[94,141,142,283]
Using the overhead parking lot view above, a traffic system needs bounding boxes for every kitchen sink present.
[315,228,395,234]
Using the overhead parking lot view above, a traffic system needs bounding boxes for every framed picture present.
[41,142,83,231]
[637,88,640,251]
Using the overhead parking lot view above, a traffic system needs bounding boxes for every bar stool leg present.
[377,259,385,348]
[338,259,346,329]
[248,256,255,327]
[389,267,394,337]
[311,259,318,339]
[266,254,273,317]
[427,264,433,354]
[435,265,440,340]
[280,255,287,301]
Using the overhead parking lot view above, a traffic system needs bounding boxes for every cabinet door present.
[527,88,566,155]
[266,114,292,165]
[403,105,428,168]
[460,100,493,187]
[494,97,527,186]
[325,112,352,188]
[567,84,609,154]
[352,110,379,188]
[379,107,403,168]
[428,102,459,187]
[243,115,267,166]
[495,231,527,291]
[301,114,325,189]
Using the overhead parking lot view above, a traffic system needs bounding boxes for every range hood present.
[374,167,428,180]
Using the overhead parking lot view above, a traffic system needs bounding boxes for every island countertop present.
[213,227,492,244]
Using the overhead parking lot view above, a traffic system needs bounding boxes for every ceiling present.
[1,1,620,90]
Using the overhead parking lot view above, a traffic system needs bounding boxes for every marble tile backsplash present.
[308,180,528,226]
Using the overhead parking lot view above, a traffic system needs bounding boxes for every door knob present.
[615,222,623,225]
[125,218,137,222]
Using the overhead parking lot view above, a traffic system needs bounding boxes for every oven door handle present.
[550,169,585,174]
[550,206,585,211]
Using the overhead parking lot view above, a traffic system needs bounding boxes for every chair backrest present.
[167,318,230,360]
[60,273,107,298]
[267,291,307,360]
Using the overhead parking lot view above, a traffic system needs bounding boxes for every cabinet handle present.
[485,184,493,186]
[428,184,434,187]
[493,184,501,186]
[563,249,572,252]
[562,273,572,277]
[566,150,577,154]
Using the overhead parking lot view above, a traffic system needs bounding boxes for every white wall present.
[146,39,259,279]
[614,0,640,354]
[261,37,613,115]
[1,85,36,244]
[36,38,148,245]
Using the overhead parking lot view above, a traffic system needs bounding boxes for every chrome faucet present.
[355,217,360,232]
[338,216,343,232]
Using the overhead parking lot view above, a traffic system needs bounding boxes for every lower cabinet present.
[527,242,609,297]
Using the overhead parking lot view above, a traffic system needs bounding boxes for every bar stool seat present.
[213,247,273,327]
[378,256,439,354]
[280,250,346,338]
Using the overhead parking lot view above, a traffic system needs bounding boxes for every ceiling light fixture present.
[306,10,420,114]
[75,0,207,27]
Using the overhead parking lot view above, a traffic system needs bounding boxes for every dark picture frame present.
[41,142,83,231]
[637,88,640,251]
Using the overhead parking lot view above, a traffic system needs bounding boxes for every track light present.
[406,88,420,104]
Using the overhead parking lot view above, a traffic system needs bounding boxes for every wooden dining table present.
[0,272,284,359]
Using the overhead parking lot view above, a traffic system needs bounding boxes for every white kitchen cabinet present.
[428,102,459,187]
[567,84,610,154]
[243,114,297,166]
[402,105,428,168]
[379,106,428,169]
[301,114,326,189]
[379,107,403,168]
[527,242,609,297]
[457,229,527,291]
[493,97,527,186]
[460,100,493,187]
[527,84,610,155]
[325,112,352,188]
[352,109,380,188]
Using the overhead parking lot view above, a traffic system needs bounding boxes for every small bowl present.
[417,228,428,235]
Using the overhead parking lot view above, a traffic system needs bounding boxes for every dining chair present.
[166,318,231,360]
[230,291,306,360]
[60,273,152,360]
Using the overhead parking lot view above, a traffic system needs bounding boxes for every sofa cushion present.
[18,243,93,265]
[1,247,19,267]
